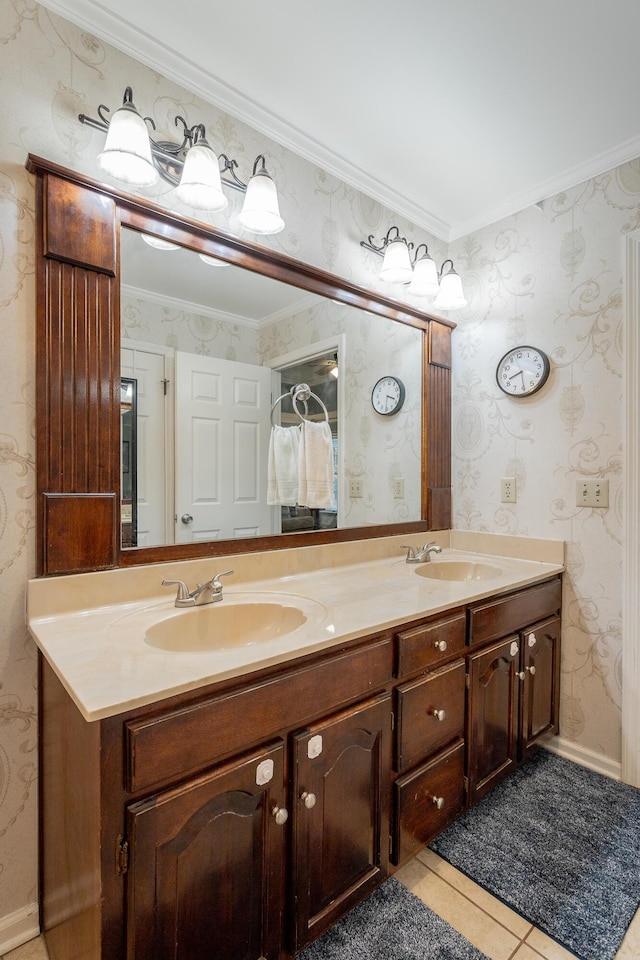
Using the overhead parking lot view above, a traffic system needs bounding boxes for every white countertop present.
[27,532,564,722]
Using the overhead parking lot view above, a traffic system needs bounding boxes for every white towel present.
[298,420,335,509]
[267,425,301,505]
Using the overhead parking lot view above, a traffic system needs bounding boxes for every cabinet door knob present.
[527,664,536,675]
[434,639,448,652]
[272,804,289,825]
[300,791,317,809]
[516,670,526,680]
[431,795,445,809]
[430,708,446,722]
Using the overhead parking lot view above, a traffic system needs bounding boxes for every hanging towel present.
[267,425,301,505]
[298,420,335,509]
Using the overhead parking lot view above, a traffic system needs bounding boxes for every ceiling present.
[39,0,640,241]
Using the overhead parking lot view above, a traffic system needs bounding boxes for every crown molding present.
[37,0,640,247]
[449,133,640,240]
[36,0,451,240]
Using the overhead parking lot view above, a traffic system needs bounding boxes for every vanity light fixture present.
[360,227,467,309]
[79,86,285,235]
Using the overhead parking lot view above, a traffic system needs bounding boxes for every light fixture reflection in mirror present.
[120,226,423,550]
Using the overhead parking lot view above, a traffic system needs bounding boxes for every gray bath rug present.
[430,749,640,960]
[297,876,489,960]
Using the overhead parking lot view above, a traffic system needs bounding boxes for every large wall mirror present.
[28,155,453,576]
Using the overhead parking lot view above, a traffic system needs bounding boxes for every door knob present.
[527,664,536,675]
[300,791,317,809]
[181,513,194,524]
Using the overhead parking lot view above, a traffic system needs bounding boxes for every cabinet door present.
[520,616,561,760]
[125,741,286,960]
[467,636,520,805]
[291,693,391,952]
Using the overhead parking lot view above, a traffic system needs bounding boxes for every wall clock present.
[371,375,406,415]
[496,346,550,397]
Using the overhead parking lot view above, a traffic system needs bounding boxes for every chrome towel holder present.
[270,382,329,427]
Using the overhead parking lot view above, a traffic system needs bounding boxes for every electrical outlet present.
[392,478,404,499]
[350,477,363,498]
[501,477,517,503]
[576,478,609,508]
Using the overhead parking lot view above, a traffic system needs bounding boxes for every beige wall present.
[449,169,639,767]
[0,0,634,945]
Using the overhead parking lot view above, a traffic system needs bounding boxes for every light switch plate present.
[576,478,609,508]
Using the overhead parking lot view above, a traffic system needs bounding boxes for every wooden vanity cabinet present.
[40,634,393,960]
[39,577,562,960]
[391,611,467,863]
[466,583,562,805]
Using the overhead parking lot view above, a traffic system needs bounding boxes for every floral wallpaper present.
[449,167,639,765]
[0,0,636,946]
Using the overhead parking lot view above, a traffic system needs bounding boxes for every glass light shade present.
[175,139,228,212]
[238,169,284,235]
[434,267,467,310]
[199,253,230,267]
[98,102,158,186]
[141,234,180,251]
[408,254,439,296]
[379,238,413,283]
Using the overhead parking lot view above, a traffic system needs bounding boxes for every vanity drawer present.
[392,740,465,865]
[468,577,562,647]
[125,635,393,793]
[396,612,466,677]
[396,659,465,773]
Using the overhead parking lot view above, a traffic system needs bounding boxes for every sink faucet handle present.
[162,579,191,601]
[210,569,234,588]
[401,545,416,560]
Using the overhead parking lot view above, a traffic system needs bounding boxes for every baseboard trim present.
[545,737,622,781]
[0,902,40,954]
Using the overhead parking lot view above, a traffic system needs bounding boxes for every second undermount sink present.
[144,599,310,653]
[414,560,501,582]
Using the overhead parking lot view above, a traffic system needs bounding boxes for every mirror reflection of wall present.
[120,226,423,550]
[120,378,137,548]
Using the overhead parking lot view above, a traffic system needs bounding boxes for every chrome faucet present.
[162,570,234,607]
[401,541,443,563]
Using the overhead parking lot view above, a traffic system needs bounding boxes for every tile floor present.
[3,849,640,960]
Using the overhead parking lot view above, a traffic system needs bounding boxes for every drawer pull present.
[431,795,445,809]
[300,791,317,809]
[429,708,446,722]
[434,640,448,652]
[272,804,289,826]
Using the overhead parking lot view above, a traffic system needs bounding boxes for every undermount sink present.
[145,601,308,652]
[414,560,501,582]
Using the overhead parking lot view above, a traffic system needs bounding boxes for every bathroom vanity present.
[30,538,562,960]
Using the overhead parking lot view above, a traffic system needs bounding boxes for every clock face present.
[496,346,550,397]
[371,376,406,416]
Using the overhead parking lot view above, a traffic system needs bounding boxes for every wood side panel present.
[424,324,452,528]
[35,175,120,574]
[43,493,117,574]
[40,658,103,960]
[43,172,117,273]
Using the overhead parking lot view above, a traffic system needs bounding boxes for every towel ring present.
[270,382,329,427]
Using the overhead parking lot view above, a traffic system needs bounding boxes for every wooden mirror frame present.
[27,154,454,577]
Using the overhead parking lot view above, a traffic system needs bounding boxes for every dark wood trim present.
[28,153,454,575]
